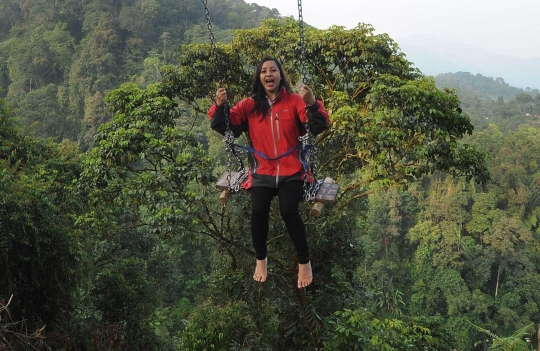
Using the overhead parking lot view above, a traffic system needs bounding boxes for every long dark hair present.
[249,57,292,119]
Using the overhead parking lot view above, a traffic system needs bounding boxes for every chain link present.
[297,0,321,202]
[204,0,247,194]
[223,106,248,194]
[204,0,222,87]
[297,0,308,85]
[300,134,322,202]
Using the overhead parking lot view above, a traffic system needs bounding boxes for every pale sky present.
[250,0,540,59]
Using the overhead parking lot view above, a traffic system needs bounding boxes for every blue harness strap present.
[233,143,302,162]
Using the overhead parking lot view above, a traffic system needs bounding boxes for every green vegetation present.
[1,1,540,350]
[436,72,540,131]
[0,0,279,147]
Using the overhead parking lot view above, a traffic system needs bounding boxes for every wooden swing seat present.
[216,171,339,216]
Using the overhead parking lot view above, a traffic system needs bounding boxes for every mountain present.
[434,71,532,100]
[396,34,540,90]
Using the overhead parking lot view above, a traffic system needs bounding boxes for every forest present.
[1,0,540,350]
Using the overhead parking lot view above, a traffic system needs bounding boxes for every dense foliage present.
[436,72,540,131]
[77,17,490,350]
[0,97,85,349]
[1,1,540,350]
[0,0,279,147]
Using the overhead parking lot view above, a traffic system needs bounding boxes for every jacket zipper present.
[270,107,279,187]
[276,113,281,141]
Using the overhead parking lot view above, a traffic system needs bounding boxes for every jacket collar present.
[267,87,288,104]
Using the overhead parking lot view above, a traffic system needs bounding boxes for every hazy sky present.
[250,0,540,59]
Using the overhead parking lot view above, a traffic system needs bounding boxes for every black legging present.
[250,180,309,264]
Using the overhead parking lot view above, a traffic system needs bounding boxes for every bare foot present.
[298,261,313,288]
[253,258,268,283]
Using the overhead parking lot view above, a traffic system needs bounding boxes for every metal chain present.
[204,0,222,87]
[300,134,322,202]
[204,0,246,194]
[223,115,248,194]
[297,0,308,84]
[297,0,321,202]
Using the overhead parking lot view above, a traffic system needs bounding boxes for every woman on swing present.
[208,57,329,289]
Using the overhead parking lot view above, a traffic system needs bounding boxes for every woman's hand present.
[215,87,227,106]
[298,83,316,106]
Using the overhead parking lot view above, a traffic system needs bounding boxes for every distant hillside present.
[397,34,540,90]
[433,72,540,133]
[434,72,538,101]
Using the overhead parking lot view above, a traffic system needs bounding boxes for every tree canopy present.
[3,2,540,350]
[78,18,491,350]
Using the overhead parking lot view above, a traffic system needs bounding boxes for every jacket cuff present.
[307,101,319,113]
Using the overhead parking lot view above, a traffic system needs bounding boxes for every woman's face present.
[259,60,281,96]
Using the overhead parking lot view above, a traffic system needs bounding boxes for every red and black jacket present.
[208,88,329,189]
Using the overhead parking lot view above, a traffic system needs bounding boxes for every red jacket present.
[208,88,329,188]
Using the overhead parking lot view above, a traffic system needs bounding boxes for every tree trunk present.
[495,265,500,298]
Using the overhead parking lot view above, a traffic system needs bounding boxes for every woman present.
[208,57,329,288]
